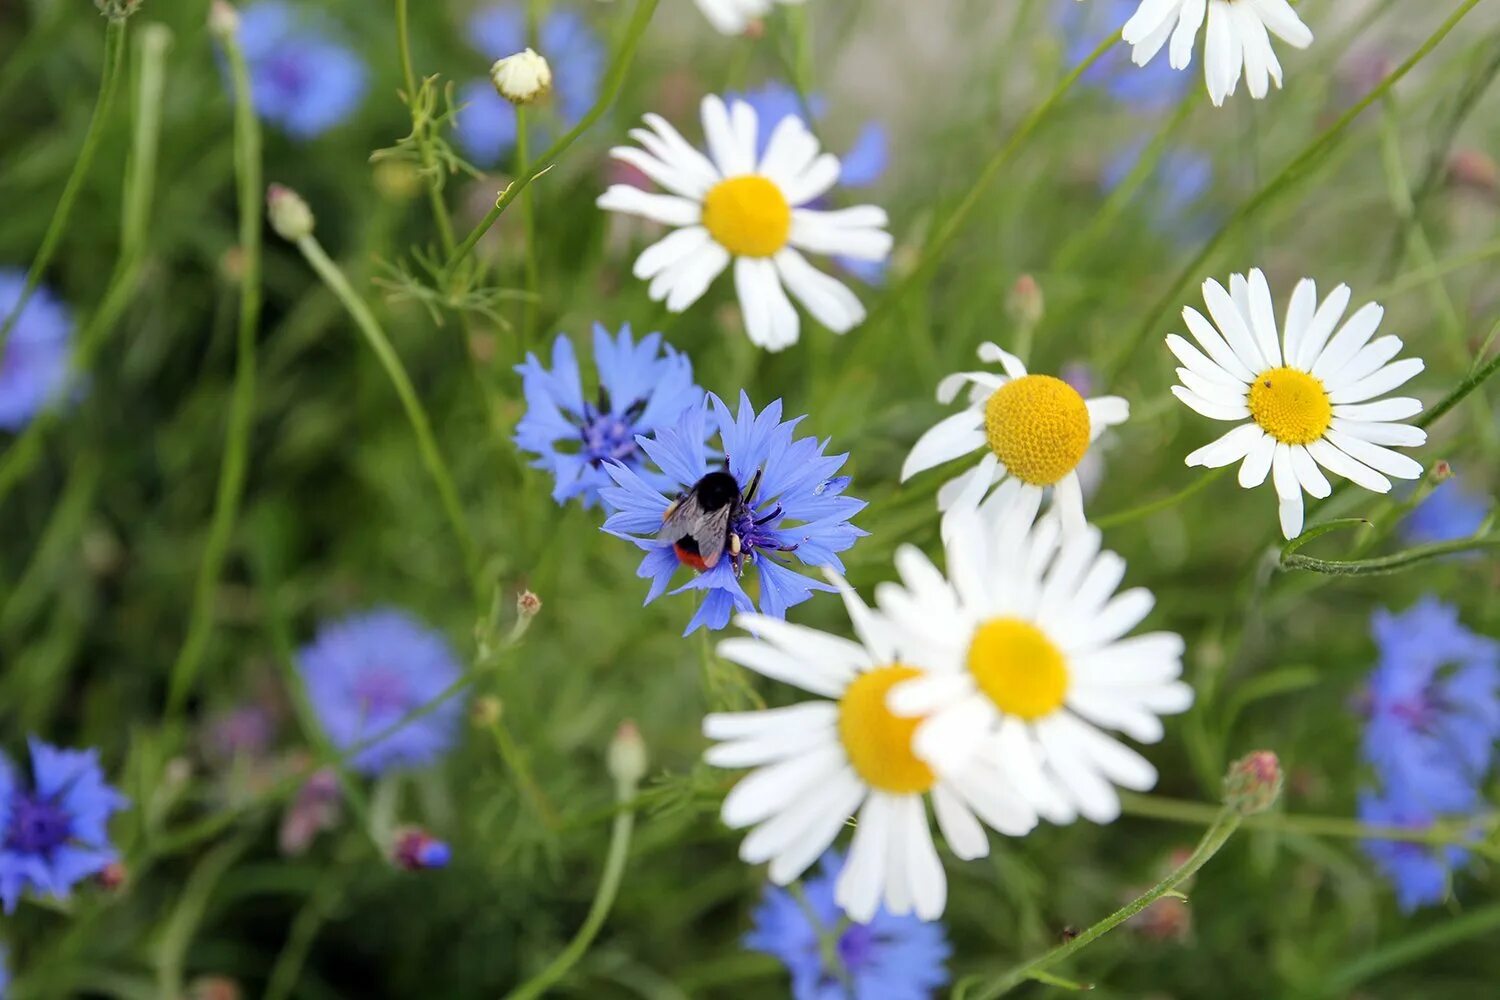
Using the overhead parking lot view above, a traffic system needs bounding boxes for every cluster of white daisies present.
[594,1,1428,922]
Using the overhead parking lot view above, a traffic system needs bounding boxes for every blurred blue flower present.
[730,81,889,284]
[237,1,368,139]
[298,609,464,776]
[456,5,605,167]
[601,392,866,634]
[394,827,451,870]
[1358,789,1472,913]
[515,324,703,508]
[1057,0,1192,109]
[1361,598,1500,815]
[0,738,128,914]
[1102,141,1214,241]
[745,853,950,1000]
[0,269,75,432]
[1404,476,1492,545]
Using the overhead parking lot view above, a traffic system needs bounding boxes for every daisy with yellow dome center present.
[1168,269,1427,539]
[703,573,1039,923]
[900,342,1129,534]
[877,483,1193,825]
[597,94,892,351]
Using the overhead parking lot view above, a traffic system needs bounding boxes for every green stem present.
[865,33,1119,332]
[1281,534,1499,576]
[1093,467,1230,530]
[1118,793,1497,857]
[1105,0,1485,379]
[447,0,660,274]
[1318,901,1500,996]
[1418,348,1500,430]
[166,20,263,717]
[790,882,852,992]
[502,772,641,1000]
[396,0,456,253]
[0,18,129,357]
[294,234,482,598]
[515,105,540,349]
[962,809,1241,1000]
[489,717,562,830]
[263,859,349,1000]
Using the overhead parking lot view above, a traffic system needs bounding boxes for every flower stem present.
[488,716,563,830]
[1104,0,1485,380]
[0,17,129,357]
[961,809,1242,1000]
[515,105,541,350]
[789,881,853,993]
[1280,534,1499,576]
[865,32,1119,332]
[167,19,264,717]
[395,0,456,254]
[1092,466,1230,530]
[502,765,641,1000]
[293,233,483,600]
[446,0,660,275]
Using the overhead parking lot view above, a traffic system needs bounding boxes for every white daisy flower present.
[900,342,1129,535]
[1169,269,1427,539]
[703,575,1039,923]
[694,0,805,35]
[597,94,892,351]
[1121,0,1314,107]
[879,483,1193,825]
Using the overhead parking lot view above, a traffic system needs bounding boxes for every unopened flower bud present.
[1007,274,1045,327]
[208,0,239,38]
[1223,750,1282,816]
[471,695,503,728]
[96,0,144,20]
[607,719,648,794]
[1430,460,1453,484]
[517,590,542,621]
[490,49,552,105]
[188,976,243,1000]
[372,160,422,202]
[96,860,128,891]
[266,184,315,241]
[393,827,451,871]
[1447,149,1498,194]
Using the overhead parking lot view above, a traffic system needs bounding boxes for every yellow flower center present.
[1247,366,1332,445]
[983,375,1092,486]
[838,665,936,795]
[701,175,792,258]
[966,618,1069,721]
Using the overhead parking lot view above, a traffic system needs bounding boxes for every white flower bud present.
[490,49,552,106]
[606,720,648,795]
[266,184,315,241]
[208,0,240,38]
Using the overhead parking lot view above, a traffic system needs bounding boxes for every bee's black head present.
[692,471,742,512]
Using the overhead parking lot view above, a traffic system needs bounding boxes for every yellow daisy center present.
[701,175,792,258]
[966,618,1069,721]
[1247,366,1332,445]
[983,375,1092,486]
[838,665,936,795]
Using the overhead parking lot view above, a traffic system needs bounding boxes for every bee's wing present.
[657,494,734,568]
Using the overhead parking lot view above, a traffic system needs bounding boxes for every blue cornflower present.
[297,609,464,776]
[1361,598,1500,814]
[236,2,368,139]
[0,739,128,914]
[1404,476,1492,545]
[0,269,75,432]
[515,324,703,508]
[601,392,866,634]
[1057,0,1192,109]
[731,81,889,285]
[1102,141,1214,240]
[456,5,605,167]
[745,853,950,1000]
[1358,789,1472,913]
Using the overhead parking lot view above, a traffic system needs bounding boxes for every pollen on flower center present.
[701,175,792,258]
[838,665,936,795]
[983,375,1091,486]
[966,618,1069,721]
[1247,367,1332,445]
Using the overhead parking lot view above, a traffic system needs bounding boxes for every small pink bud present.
[1223,750,1283,816]
[1007,274,1045,327]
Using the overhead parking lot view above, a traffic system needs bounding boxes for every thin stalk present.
[502,772,641,1000]
[166,19,264,717]
[515,105,541,348]
[1093,467,1230,530]
[263,859,349,1000]
[1319,901,1500,996]
[1119,793,1498,858]
[489,717,562,830]
[0,18,129,356]
[447,0,660,274]
[1419,348,1500,430]
[961,809,1241,1000]
[396,0,456,253]
[789,882,852,992]
[865,33,1119,332]
[294,234,483,599]
[1105,0,1485,379]
[1281,534,1499,576]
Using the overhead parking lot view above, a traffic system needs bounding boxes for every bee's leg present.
[729,533,743,574]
